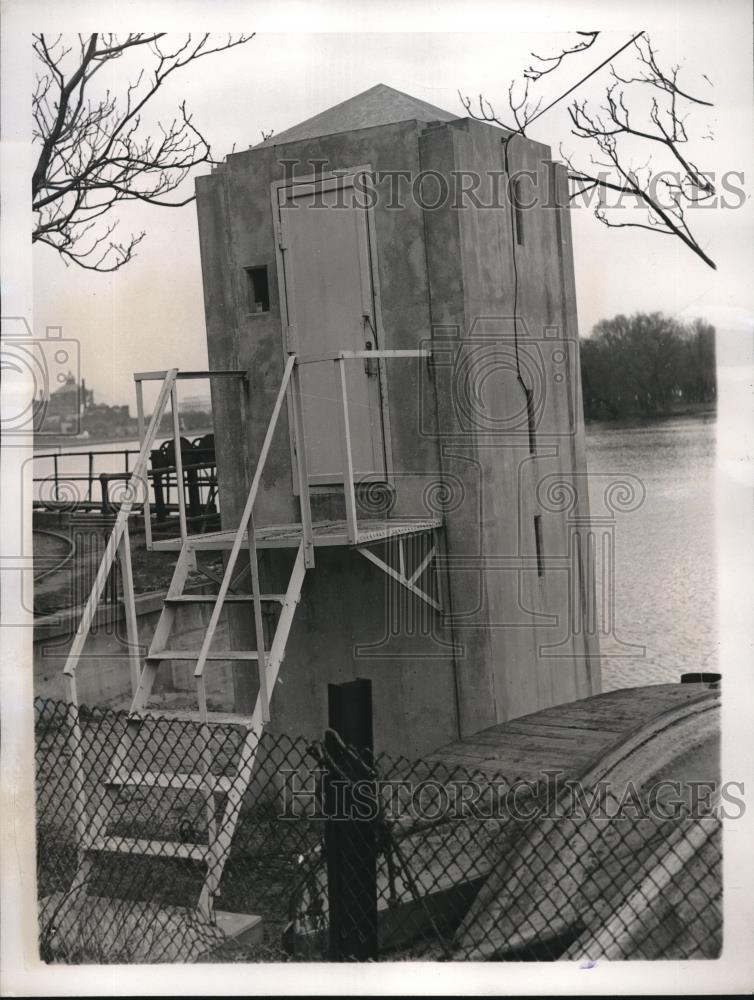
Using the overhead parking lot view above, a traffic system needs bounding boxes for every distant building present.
[81,403,132,438]
[181,394,213,413]
[40,373,93,433]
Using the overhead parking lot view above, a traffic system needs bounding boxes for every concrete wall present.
[419,119,600,724]
[194,113,600,754]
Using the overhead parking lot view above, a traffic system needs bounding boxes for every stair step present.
[145,649,259,662]
[129,709,255,727]
[165,594,285,605]
[106,769,233,793]
[87,835,208,862]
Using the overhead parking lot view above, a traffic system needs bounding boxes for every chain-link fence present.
[34,697,722,964]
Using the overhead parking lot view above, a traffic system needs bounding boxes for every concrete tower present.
[195,84,600,757]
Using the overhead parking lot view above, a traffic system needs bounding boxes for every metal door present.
[274,173,386,486]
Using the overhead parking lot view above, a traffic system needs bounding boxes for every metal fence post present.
[324,678,378,961]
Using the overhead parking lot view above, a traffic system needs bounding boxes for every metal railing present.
[133,370,245,550]
[60,369,246,704]
[33,444,219,519]
[295,349,432,543]
[34,447,140,508]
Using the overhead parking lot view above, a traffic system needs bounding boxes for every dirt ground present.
[33,514,223,616]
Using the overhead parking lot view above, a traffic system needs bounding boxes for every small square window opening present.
[245,266,270,313]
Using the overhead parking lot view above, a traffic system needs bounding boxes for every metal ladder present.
[82,540,307,919]
[69,355,315,920]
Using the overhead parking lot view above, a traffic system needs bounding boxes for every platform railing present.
[34,447,140,508]
[295,349,432,543]
[61,369,178,707]
[33,448,218,519]
[133,370,246,551]
[61,369,247,704]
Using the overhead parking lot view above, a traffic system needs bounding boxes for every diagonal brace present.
[357,545,442,613]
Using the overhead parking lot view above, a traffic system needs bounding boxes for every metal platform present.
[151,516,443,552]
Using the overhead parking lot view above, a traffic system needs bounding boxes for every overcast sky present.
[24,4,754,407]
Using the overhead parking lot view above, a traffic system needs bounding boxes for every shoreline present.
[584,406,716,430]
[32,409,714,450]
[33,428,214,452]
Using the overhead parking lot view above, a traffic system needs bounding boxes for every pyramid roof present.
[260,83,457,146]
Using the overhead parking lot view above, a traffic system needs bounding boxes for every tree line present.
[579,312,716,420]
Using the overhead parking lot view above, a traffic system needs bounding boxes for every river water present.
[33,417,718,692]
[585,415,717,691]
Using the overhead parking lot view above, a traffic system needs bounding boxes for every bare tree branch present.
[610,35,714,107]
[525,31,600,81]
[32,32,255,271]
[460,31,716,269]
[563,36,716,269]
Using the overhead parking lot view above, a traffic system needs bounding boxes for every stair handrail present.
[62,368,180,703]
[192,355,298,713]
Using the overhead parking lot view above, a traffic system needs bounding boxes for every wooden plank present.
[335,358,358,542]
[117,522,142,698]
[499,719,627,739]
[135,379,151,550]
[503,717,631,735]
[459,730,611,754]
[409,544,437,586]
[527,701,668,725]
[150,538,184,552]
[137,709,252,726]
[356,518,442,542]
[147,650,260,661]
[165,594,285,604]
[290,360,315,568]
[134,369,247,381]
[246,509,269,722]
[431,743,594,769]
[179,518,443,551]
[88,836,207,862]
[428,687,720,781]
[106,769,232,793]
[170,382,189,548]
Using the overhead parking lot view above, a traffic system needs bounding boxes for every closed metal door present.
[276,175,385,485]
